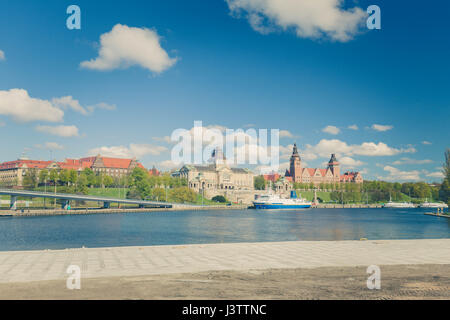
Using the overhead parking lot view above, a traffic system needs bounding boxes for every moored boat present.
[253,191,312,209]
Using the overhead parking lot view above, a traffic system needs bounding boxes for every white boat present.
[383,201,416,208]
[253,191,312,209]
[420,200,448,209]
[383,195,415,208]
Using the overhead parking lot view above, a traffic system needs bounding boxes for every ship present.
[419,199,448,209]
[253,191,312,209]
[382,195,415,208]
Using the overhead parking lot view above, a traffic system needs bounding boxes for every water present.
[0,208,449,251]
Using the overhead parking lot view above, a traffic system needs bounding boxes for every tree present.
[59,169,70,186]
[254,176,266,190]
[69,169,78,186]
[23,169,38,189]
[439,149,450,205]
[151,187,166,201]
[39,169,49,185]
[49,169,59,186]
[212,195,227,203]
[169,187,196,203]
[103,175,114,188]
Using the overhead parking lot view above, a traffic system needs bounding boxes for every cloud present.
[422,141,432,145]
[392,158,433,165]
[0,89,64,122]
[348,124,358,130]
[87,102,116,112]
[279,129,295,138]
[36,125,79,137]
[379,166,421,181]
[339,156,365,168]
[80,24,177,73]
[0,50,4,60]
[426,171,444,179]
[226,0,366,42]
[52,96,88,115]
[158,159,181,170]
[303,139,416,158]
[35,142,64,150]
[322,125,340,135]
[256,161,290,175]
[152,136,173,144]
[371,124,393,132]
[88,143,168,159]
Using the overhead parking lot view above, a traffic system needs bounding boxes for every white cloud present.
[303,139,416,158]
[426,171,444,179]
[152,136,173,144]
[80,24,177,73]
[52,96,88,115]
[36,125,79,137]
[279,129,295,138]
[88,102,116,112]
[379,166,421,181]
[158,159,181,170]
[392,158,433,165]
[371,124,393,132]
[422,141,432,145]
[226,0,366,42]
[322,125,340,135]
[0,50,5,61]
[88,143,168,159]
[256,161,289,175]
[35,142,64,150]
[0,89,64,122]
[348,124,358,130]
[339,156,364,168]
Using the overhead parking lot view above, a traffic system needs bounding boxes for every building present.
[0,155,146,187]
[285,144,363,185]
[148,166,161,176]
[173,148,255,203]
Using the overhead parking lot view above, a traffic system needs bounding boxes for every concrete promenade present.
[0,239,449,284]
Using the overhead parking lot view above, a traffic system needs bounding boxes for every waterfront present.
[0,207,448,251]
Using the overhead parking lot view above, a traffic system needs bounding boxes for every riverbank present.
[0,239,449,299]
[0,203,389,216]
[0,204,248,216]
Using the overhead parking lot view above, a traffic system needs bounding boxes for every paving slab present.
[0,239,449,283]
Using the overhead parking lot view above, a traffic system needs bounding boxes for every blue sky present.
[0,0,449,182]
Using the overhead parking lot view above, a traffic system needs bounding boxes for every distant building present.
[0,155,146,187]
[284,144,363,185]
[148,166,160,176]
[172,148,254,203]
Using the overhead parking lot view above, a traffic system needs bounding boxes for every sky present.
[0,0,449,182]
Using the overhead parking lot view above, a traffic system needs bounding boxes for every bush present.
[212,195,227,203]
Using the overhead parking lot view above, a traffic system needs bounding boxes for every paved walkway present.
[0,239,449,283]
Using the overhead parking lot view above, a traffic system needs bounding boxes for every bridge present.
[0,189,187,210]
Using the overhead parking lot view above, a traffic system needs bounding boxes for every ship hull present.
[253,203,311,209]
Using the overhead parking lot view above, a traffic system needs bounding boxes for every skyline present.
[0,0,449,182]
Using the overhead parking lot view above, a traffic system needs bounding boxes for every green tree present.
[169,187,196,203]
[103,175,114,188]
[439,149,450,205]
[23,169,38,189]
[212,195,227,203]
[254,176,266,190]
[69,169,78,186]
[59,169,70,186]
[39,169,49,185]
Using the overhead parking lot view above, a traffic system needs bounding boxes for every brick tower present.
[327,153,340,183]
[289,144,302,183]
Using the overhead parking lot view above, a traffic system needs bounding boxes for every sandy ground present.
[1,264,448,300]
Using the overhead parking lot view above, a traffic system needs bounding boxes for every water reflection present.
[0,207,448,251]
